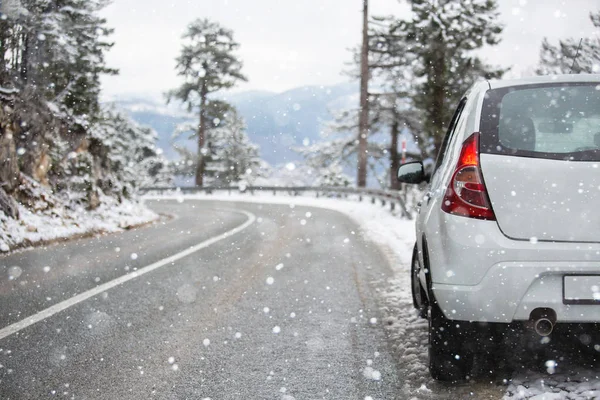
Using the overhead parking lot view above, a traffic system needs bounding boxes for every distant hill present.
[107,82,359,165]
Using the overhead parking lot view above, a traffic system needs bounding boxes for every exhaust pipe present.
[528,308,557,337]
[534,317,554,337]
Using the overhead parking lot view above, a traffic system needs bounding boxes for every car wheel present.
[411,244,428,319]
[428,304,473,382]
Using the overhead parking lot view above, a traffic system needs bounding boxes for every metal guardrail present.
[139,185,412,219]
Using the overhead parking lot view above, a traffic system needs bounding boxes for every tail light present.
[441,132,496,220]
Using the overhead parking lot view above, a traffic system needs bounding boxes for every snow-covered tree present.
[1,0,117,120]
[296,108,388,188]
[313,164,352,187]
[42,107,170,207]
[169,99,233,178]
[205,110,265,185]
[537,11,600,75]
[368,15,423,158]
[167,18,247,186]
[171,99,234,144]
[255,163,315,187]
[394,0,505,153]
[171,106,265,186]
[1,0,122,209]
[0,0,168,220]
[87,108,171,198]
[371,92,421,189]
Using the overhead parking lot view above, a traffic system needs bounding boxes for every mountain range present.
[107,82,359,166]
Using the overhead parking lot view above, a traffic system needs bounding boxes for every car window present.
[432,98,468,176]
[481,83,600,161]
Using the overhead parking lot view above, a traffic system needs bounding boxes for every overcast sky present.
[100,0,599,98]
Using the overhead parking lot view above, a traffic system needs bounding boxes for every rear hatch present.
[479,82,600,243]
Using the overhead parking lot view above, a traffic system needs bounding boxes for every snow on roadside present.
[0,196,158,253]
[505,369,600,400]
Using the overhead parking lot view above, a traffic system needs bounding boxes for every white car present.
[397,74,600,382]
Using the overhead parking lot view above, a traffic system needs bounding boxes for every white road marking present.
[0,209,256,341]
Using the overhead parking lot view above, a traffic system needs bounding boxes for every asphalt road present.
[0,200,402,399]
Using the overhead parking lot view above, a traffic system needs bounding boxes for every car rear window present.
[480,83,600,161]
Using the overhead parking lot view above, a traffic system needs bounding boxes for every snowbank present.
[0,196,158,253]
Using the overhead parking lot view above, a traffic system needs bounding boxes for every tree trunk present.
[20,32,29,81]
[389,118,400,190]
[356,0,369,187]
[0,21,8,83]
[430,45,446,153]
[195,82,208,187]
[0,103,20,193]
[0,186,19,219]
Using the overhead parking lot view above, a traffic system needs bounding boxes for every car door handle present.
[424,191,433,205]
[417,191,432,212]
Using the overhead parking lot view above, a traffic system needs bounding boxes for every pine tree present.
[1,0,118,196]
[398,0,505,153]
[88,108,171,198]
[205,109,264,186]
[47,0,118,120]
[368,16,422,188]
[296,107,388,188]
[170,99,233,179]
[324,17,419,189]
[171,103,265,186]
[167,18,247,187]
[370,91,420,189]
[1,0,117,119]
[1,0,169,216]
[537,11,600,75]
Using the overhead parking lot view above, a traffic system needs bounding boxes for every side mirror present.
[397,161,428,184]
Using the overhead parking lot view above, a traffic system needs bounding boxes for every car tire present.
[411,244,428,319]
[428,304,473,382]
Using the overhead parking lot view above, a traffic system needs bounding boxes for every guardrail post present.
[371,197,375,204]
[390,202,395,211]
[381,199,386,207]
[358,195,362,202]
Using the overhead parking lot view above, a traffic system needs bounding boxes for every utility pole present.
[356,0,369,187]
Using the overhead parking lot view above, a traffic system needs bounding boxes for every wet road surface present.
[0,200,403,399]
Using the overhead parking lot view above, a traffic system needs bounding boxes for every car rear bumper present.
[425,209,600,323]
[434,261,600,323]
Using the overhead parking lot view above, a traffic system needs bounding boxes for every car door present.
[416,97,468,290]
[417,97,468,236]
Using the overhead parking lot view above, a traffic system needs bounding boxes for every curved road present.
[0,200,402,399]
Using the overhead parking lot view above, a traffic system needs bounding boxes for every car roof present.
[487,74,600,89]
